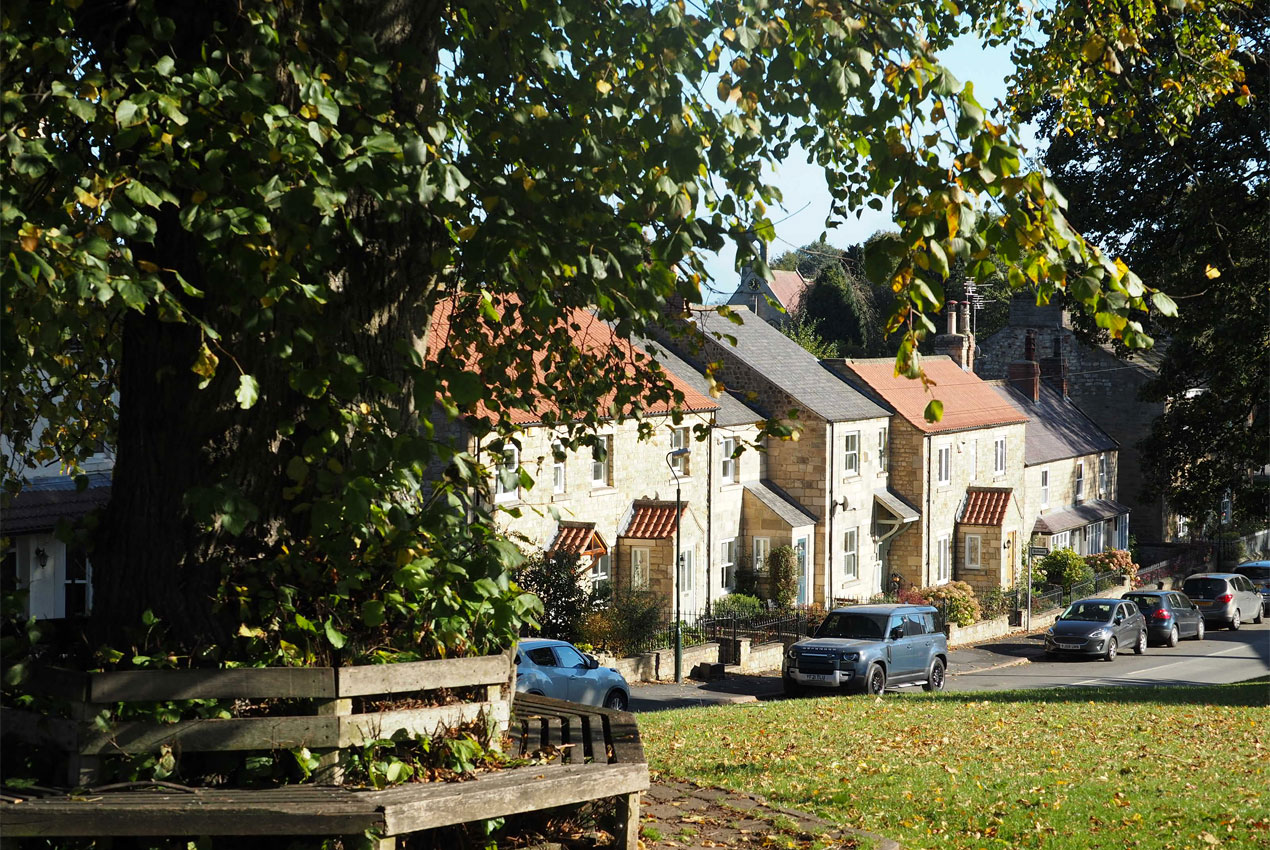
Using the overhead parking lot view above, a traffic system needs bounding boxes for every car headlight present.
[786,646,799,660]
[1045,628,1054,636]
[840,651,859,662]
[1091,628,1111,638]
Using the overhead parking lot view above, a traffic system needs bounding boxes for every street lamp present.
[666,448,689,684]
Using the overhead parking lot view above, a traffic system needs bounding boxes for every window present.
[753,537,770,573]
[552,440,566,494]
[1040,469,1050,508]
[64,549,91,618]
[679,549,694,593]
[721,538,737,590]
[592,435,613,487]
[1099,454,1109,495]
[494,445,519,502]
[843,528,858,580]
[937,444,952,486]
[936,535,951,583]
[1052,530,1070,550]
[670,427,690,476]
[1075,461,1085,501]
[591,552,611,583]
[1117,515,1129,549]
[631,548,649,590]
[877,427,889,473]
[526,647,556,666]
[843,431,859,476]
[993,437,1007,475]
[965,534,982,569]
[903,613,928,636]
[1089,521,1104,555]
[719,436,736,483]
[553,644,589,669]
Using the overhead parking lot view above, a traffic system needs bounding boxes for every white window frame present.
[494,445,519,502]
[753,537,770,573]
[965,534,982,569]
[843,528,858,581]
[993,436,1007,476]
[679,548,694,593]
[551,440,566,495]
[1089,521,1104,555]
[63,548,92,618]
[936,535,951,583]
[630,547,649,590]
[1117,515,1129,550]
[591,552,611,583]
[670,426,690,476]
[592,434,613,487]
[937,444,952,486]
[720,538,737,590]
[877,427,889,473]
[1040,469,1050,508]
[1098,453,1108,495]
[1051,530,1071,550]
[719,436,736,484]
[843,431,860,476]
[1075,461,1085,501]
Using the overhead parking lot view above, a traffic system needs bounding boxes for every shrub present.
[712,593,766,619]
[733,553,760,597]
[979,586,1018,620]
[1086,549,1140,587]
[578,589,663,657]
[515,551,589,643]
[1037,547,1093,590]
[914,581,981,627]
[767,545,798,610]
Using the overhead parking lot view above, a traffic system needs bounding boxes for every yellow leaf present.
[192,343,219,382]
[160,133,173,145]
[18,230,39,253]
[1204,264,1221,279]
[137,260,160,273]
[722,27,736,42]
[74,187,101,209]
[595,79,611,94]
[457,225,478,241]
[530,104,548,119]
[192,190,208,204]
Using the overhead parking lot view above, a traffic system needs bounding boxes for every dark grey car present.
[1044,598,1147,661]
[1182,573,1265,630]
[1122,590,1205,646]
[782,604,948,696]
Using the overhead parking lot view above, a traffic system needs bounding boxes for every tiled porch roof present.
[548,521,608,557]
[620,501,686,540]
[960,487,1012,526]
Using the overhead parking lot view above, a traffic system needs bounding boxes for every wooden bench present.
[1,694,648,848]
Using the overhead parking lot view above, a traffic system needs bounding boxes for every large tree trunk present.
[91,0,445,652]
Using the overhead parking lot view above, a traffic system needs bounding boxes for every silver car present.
[515,638,630,710]
[1232,562,1270,616]
[1181,573,1266,630]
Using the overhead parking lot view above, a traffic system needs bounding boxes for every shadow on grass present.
[927,677,1270,707]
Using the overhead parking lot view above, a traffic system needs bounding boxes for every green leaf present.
[924,399,944,423]
[235,374,260,409]
[115,99,141,127]
[324,619,347,649]
[1151,291,1178,317]
[448,371,483,405]
[361,600,386,628]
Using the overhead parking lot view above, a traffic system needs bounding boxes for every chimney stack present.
[933,301,973,370]
[1008,360,1041,402]
[1024,329,1037,363]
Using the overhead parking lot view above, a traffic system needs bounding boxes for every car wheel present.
[603,689,628,711]
[922,658,946,692]
[1194,619,1205,641]
[1166,625,1179,648]
[865,663,887,695]
[1254,605,1264,625]
[1134,630,1147,655]
[1230,609,1241,630]
[1103,637,1118,662]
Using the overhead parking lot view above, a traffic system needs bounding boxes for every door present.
[1115,602,1139,647]
[884,614,920,679]
[678,549,695,618]
[795,536,809,605]
[553,644,603,705]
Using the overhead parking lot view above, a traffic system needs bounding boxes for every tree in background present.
[515,552,590,644]
[1036,3,1268,532]
[3,0,1253,667]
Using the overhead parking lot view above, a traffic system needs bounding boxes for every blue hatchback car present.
[515,639,630,710]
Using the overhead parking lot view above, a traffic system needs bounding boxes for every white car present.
[515,639,630,710]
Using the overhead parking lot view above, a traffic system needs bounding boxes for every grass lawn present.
[640,681,1270,850]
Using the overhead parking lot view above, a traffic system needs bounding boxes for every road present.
[947,619,1270,692]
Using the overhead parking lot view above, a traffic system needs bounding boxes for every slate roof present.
[834,356,1028,434]
[697,307,890,423]
[743,480,819,527]
[960,487,1012,527]
[621,501,686,539]
[1033,499,1130,534]
[633,335,763,428]
[549,521,608,557]
[989,383,1118,465]
[1,473,112,535]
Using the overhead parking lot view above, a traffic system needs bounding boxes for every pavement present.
[628,632,1047,711]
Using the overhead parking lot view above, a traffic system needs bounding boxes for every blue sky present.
[699,34,1039,303]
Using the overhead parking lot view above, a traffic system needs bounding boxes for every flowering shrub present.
[1086,549,1142,588]
[1037,547,1093,590]
[910,581,982,627]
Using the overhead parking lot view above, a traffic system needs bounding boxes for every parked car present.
[1232,561,1270,616]
[1044,598,1147,661]
[515,639,630,710]
[781,604,948,696]
[1122,590,1205,646]
[1181,572,1265,630]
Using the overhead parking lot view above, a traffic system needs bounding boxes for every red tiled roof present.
[622,500,686,539]
[961,487,1012,526]
[549,522,608,557]
[768,269,809,313]
[428,296,719,426]
[838,357,1029,434]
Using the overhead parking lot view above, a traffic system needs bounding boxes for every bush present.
[1037,547,1093,591]
[578,589,663,657]
[712,593,766,619]
[733,553,760,597]
[979,586,1018,620]
[767,545,798,610]
[1086,549,1140,587]
[914,581,982,627]
[515,551,589,643]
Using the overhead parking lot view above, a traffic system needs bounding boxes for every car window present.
[1235,565,1270,581]
[816,612,888,639]
[1238,576,1255,591]
[1125,595,1160,613]
[1173,593,1195,608]
[903,614,927,636]
[1183,578,1228,598]
[887,615,906,638]
[553,645,589,668]
[922,613,937,634]
[1060,602,1113,621]
[1120,604,1136,620]
[526,647,556,666]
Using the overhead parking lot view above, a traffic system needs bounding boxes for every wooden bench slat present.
[89,668,336,702]
[79,715,340,755]
[337,651,512,697]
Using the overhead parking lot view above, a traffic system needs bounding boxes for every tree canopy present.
[2,0,1255,660]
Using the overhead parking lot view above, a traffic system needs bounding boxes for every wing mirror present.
[889,626,905,641]
[584,654,599,670]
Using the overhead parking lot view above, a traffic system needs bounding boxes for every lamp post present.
[666,448,689,683]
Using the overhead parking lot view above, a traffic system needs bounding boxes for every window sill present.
[590,485,618,495]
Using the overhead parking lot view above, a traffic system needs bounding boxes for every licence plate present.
[1195,601,1212,607]
[1058,643,1081,650]
[803,673,831,682]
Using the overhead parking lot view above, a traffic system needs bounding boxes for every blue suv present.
[782,604,948,696]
